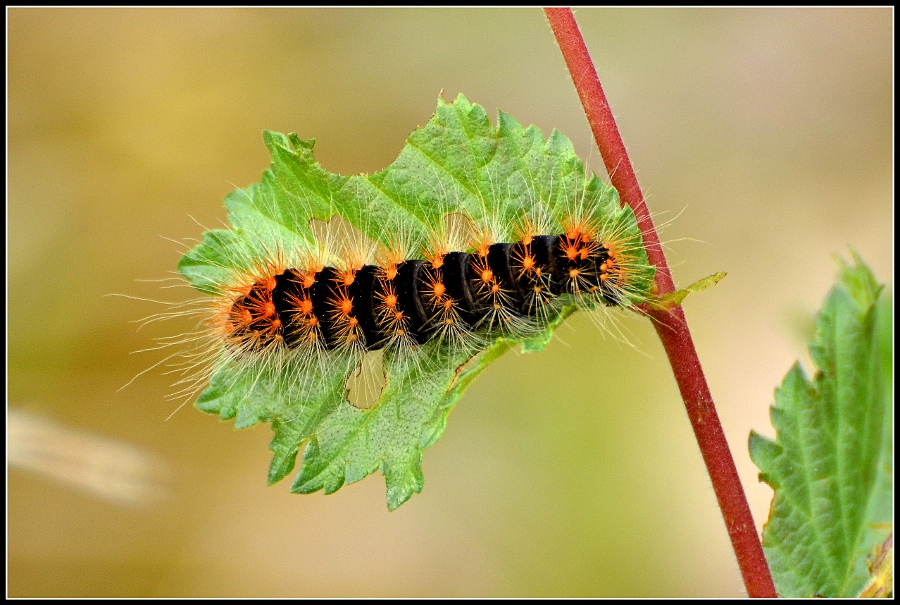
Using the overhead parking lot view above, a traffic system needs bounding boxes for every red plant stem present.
[544,8,777,598]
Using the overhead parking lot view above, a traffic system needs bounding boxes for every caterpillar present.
[154,94,656,510]
[227,226,632,356]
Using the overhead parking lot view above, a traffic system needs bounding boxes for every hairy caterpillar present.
[227,223,635,356]
[151,94,656,509]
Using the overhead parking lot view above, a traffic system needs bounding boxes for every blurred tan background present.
[8,8,892,597]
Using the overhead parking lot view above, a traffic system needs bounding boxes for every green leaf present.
[179,94,654,509]
[749,254,892,597]
[652,271,726,309]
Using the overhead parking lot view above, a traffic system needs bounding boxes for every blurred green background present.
[8,8,892,597]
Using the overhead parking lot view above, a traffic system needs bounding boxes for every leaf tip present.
[650,271,727,309]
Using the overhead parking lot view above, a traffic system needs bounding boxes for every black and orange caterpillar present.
[226,228,628,354]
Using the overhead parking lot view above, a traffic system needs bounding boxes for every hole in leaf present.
[346,348,386,410]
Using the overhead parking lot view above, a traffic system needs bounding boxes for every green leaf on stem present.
[749,254,892,597]
[651,271,726,309]
[178,94,654,510]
